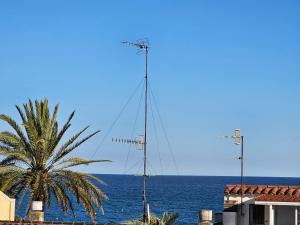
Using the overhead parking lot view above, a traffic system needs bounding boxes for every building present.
[223,184,300,225]
[0,190,15,221]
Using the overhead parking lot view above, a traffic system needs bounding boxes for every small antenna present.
[122,39,149,55]
[223,128,245,217]
[224,128,241,145]
[112,135,145,150]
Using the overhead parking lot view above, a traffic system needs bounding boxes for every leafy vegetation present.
[124,212,179,225]
[0,99,110,220]
[160,212,179,225]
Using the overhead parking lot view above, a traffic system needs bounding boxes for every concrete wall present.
[224,195,255,225]
[238,204,250,225]
[223,212,237,225]
[0,191,15,221]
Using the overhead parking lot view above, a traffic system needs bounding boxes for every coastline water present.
[17,175,300,224]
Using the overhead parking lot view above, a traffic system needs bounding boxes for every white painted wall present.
[224,196,299,225]
[225,196,255,204]
[264,205,274,225]
[224,196,255,225]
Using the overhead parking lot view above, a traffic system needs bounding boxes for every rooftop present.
[225,184,300,202]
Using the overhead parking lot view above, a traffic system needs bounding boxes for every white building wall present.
[224,196,255,225]
[295,207,298,225]
[224,196,300,225]
[264,205,274,225]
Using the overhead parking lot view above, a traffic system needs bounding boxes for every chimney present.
[199,209,213,225]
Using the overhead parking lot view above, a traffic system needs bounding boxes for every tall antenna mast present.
[122,40,149,223]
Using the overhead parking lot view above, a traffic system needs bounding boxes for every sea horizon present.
[17,175,300,224]
[91,173,300,179]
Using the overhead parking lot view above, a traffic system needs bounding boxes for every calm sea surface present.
[17,175,300,225]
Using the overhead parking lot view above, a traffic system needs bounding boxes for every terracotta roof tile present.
[287,188,296,196]
[263,186,271,194]
[225,186,231,195]
[225,184,300,203]
[255,186,263,194]
[295,189,300,196]
[271,187,279,195]
[233,185,240,194]
[247,186,256,194]
[256,195,300,202]
[279,187,288,195]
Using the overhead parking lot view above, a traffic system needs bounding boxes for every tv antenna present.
[223,128,245,217]
[112,135,145,150]
[117,39,149,223]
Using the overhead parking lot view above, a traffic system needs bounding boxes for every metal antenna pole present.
[224,129,244,217]
[143,45,148,223]
[121,40,149,223]
[240,135,244,216]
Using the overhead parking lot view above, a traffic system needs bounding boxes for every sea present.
[17,175,300,225]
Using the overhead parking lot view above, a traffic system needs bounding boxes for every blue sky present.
[0,1,300,177]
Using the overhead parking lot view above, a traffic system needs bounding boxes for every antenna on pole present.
[112,136,145,150]
[223,128,245,217]
[121,39,149,49]
[121,39,150,223]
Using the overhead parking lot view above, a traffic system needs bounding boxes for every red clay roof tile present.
[271,187,279,195]
[233,185,240,194]
[295,189,300,196]
[247,186,256,194]
[287,188,296,196]
[225,184,300,203]
[255,186,263,194]
[256,195,300,202]
[263,186,271,194]
[279,187,288,195]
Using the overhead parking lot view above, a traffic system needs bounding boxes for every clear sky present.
[0,1,300,177]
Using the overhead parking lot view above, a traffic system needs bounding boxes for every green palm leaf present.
[0,98,109,221]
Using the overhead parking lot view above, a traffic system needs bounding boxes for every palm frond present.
[0,99,109,221]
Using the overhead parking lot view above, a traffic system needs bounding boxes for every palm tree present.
[124,213,160,225]
[124,212,178,225]
[0,99,110,221]
[160,212,179,225]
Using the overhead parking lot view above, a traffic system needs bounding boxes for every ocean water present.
[17,175,300,224]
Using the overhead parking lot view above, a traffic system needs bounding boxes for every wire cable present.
[147,159,158,176]
[88,78,144,161]
[124,159,143,174]
[148,90,164,174]
[123,81,145,173]
[149,83,180,175]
